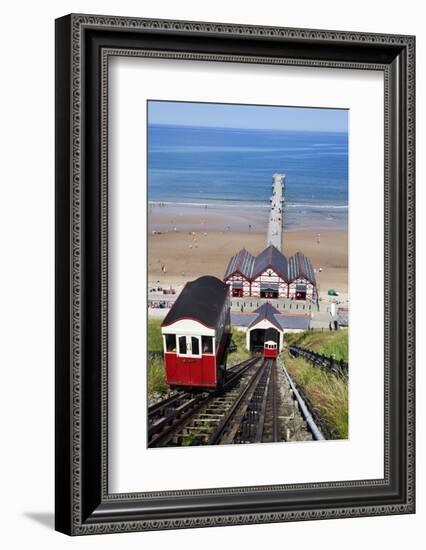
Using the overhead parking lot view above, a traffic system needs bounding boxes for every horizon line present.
[147,122,348,134]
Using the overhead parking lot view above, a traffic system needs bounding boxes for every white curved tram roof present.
[161,318,215,336]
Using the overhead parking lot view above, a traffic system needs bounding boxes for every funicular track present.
[148,357,259,448]
[148,357,324,447]
[209,359,318,445]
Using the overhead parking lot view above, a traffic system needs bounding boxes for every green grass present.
[228,327,251,366]
[147,354,168,396]
[147,320,167,395]
[285,329,348,362]
[148,319,163,353]
[282,350,348,439]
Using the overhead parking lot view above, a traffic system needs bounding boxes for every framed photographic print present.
[55,14,415,535]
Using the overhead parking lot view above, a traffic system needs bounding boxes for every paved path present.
[266,173,285,251]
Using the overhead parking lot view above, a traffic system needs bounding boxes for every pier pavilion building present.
[223,245,317,302]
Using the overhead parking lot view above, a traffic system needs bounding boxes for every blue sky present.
[148,100,348,133]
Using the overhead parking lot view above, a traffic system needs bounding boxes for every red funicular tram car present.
[263,327,279,359]
[161,276,231,389]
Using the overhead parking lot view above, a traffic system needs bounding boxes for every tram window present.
[165,334,176,352]
[202,336,213,354]
[178,336,187,355]
[191,336,200,356]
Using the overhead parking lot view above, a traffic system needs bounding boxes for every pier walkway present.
[266,173,286,251]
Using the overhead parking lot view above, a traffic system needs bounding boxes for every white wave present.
[149,201,270,209]
[286,203,348,209]
[148,200,348,210]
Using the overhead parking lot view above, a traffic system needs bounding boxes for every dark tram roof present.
[224,245,316,285]
[162,276,229,329]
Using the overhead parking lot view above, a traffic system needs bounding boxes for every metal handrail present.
[279,360,325,441]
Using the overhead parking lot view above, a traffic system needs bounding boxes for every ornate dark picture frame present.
[55,14,415,535]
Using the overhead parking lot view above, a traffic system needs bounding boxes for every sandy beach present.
[148,202,348,234]
[148,205,348,296]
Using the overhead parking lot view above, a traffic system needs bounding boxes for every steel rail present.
[224,357,259,386]
[148,391,191,417]
[148,357,259,447]
[148,357,256,420]
[281,361,325,441]
[218,363,269,445]
[253,360,274,443]
[208,360,269,445]
[270,360,279,442]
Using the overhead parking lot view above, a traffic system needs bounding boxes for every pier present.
[266,173,286,251]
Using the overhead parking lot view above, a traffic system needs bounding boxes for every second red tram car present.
[161,276,231,389]
[263,327,279,359]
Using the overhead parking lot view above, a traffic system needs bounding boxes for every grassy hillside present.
[147,319,166,395]
[228,327,251,366]
[282,348,348,439]
[147,354,168,395]
[148,318,163,353]
[285,329,348,362]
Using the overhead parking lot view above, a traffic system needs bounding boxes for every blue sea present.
[147,124,348,230]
